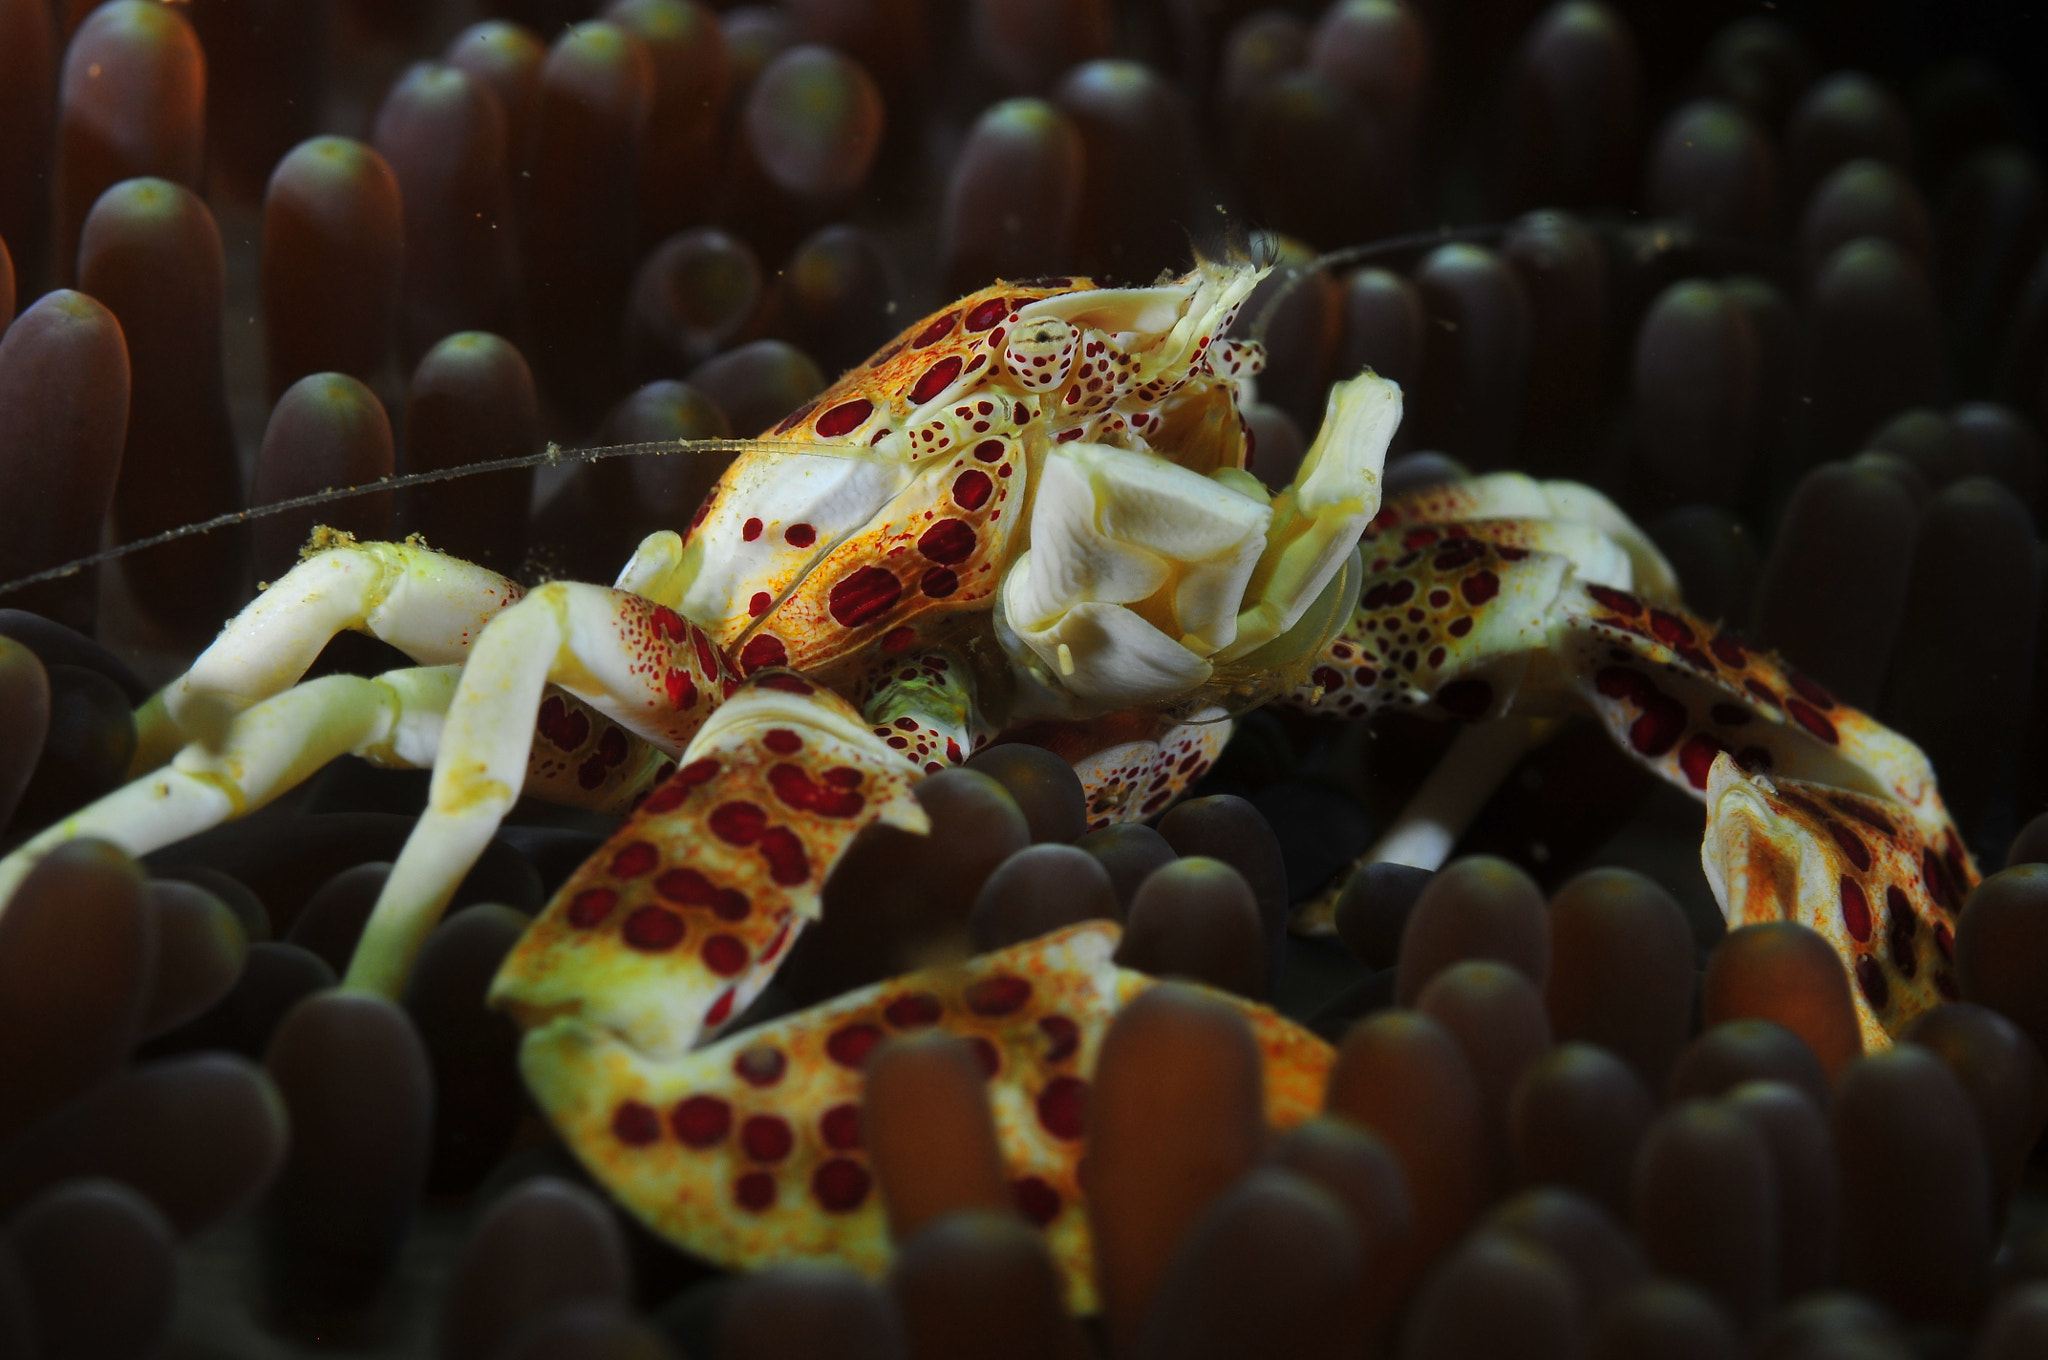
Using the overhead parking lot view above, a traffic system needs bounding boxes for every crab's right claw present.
[1217,372,1401,668]
[490,673,928,1060]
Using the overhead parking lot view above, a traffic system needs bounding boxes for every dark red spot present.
[825,767,864,789]
[1828,797,1897,837]
[1679,733,1726,789]
[821,1103,862,1151]
[768,764,865,818]
[537,696,591,751]
[828,566,903,627]
[1745,679,1781,708]
[1788,671,1836,710]
[1787,699,1839,744]
[918,519,977,564]
[813,1159,871,1213]
[704,987,736,1027]
[734,1171,776,1212]
[622,906,686,951]
[663,668,699,710]
[655,868,749,919]
[678,758,720,789]
[742,1114,794,1163]
[1649,610,1695,646]
[757,827,811,885]
[709,801,767,845]
[671,1095,731,1147]
[1826,822,1872,872]
[1627,692,1688,758]
[1886,887,1918,977]
[761,917,792,961]
[1935,922,1954,958]
[974,438,1003,462]
[1854,955,1889,1011]
[735,1046,786,1087]
[966,974,1032,1016]
[610,842,659,878]
[921,567,959,598]
[759,673,812,695]
[612,1101,660,1146]
[743,517,762,541]
[964,297,1008,331]
[763,729,802,756]
[912,311,958,347]
[703,934,749,975]
[1839,876,1872,942]
[739,634,787,674]
[882,625,917,652]
[1448,617,1473,637]
[783,523,816,550]
[969,1036,1001,1078]
[827,1023,883,1069]
[1437,678,1494,720]
[1586,584,1642,617]
[1312,666,1344,693]
[1711,635,1748,668]
[1012,1176,1061,1226]
[885,992,943,1028]
[1040,1014,1079,1063]
[567,888,618,928]
[1036,1076,1086,1140]
[952,470,993,511]
[815,399,874,437]
[912,355,964,403]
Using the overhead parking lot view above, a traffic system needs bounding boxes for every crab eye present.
[1000,316,1076,391]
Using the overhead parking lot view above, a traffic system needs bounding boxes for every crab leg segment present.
[132,539,523,770]
[344,581,733,998]
[1702,755,1972,1049]
[491,672,928,1060]
[0,665,460,912]
[511,921,1331,1313]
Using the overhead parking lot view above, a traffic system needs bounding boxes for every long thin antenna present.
[0,436,843,597]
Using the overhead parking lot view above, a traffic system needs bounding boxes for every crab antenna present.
[0,436,849,597]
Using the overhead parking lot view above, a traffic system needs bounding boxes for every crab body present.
[0,262,1980,1308]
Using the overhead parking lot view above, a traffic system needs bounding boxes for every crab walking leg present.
[510,921,1331,1314]
[491,672,929,1061]
[342,581,733,999]
[0,666,460,912]
[1363,716,1551,870]
[131,539,525,772]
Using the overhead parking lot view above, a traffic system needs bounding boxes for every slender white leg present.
[0,666,460,913]
[345,581,731,998]
[1364,716,1549,869]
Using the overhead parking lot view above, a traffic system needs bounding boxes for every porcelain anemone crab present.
[0,255,1975,1304]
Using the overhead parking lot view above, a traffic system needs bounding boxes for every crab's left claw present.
[490,673,928,1060]
[1701,753,1971,1052]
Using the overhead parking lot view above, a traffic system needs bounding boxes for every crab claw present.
[490,673,928,1060]
[516,921,1333,1312]
[1700,753,1970,1051]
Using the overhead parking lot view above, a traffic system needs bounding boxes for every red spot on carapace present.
[758,674,813,695]
[537,696,591,751]
[974,438,1003,462]
[1586,584,1642,617]
[610,842,659,878]
[1040,1014,1079,1063]
[826,767,863,788]
[748,592,771,617]
[671,1095,731,1147]
[784,522,817,548]
[815,399,874,437]
[1649,610,1695,646]
[969,1036,1001,1078]
[964,297,1008,331]
[734,1171,776,1212]
[702,934,749,975]
[882,625,917,652]
[827,1022,883,1068]
[1826,821,1872,873]
[912,311,958,347]
[1679,733,1726,789]
[918,519,977,564]
[828,566,903,627]
[911,354,964,403]
[820,1103,862,1151]
[952,470,993,510]
[769,764,865,817]
[812,1158,871,1213]
[1788,671,1836,710]
[709,801,767,845]
[739,634,788,673]
[735,1046,786,1087]
[677,758,720,789]
[743,518,762,541]
[612,1101,660,1146]
[1710,634,1748,668]
[774,400,819,435]
[1840,876,1873,942]
[1036,1076,1086,1140]
[885,992,943,1028]
[742,1114,793,1162]
[1854,955,1889,1011]
[921,567,959,598]
[704,987,736,1028]
[967,974,1032,1016]
[763,728,803,755]
[567,888,618,928]
[1012,1176,1061,1225]
[757,826,811,885]
[1787,699,1840,745]
[622,906,686,951]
